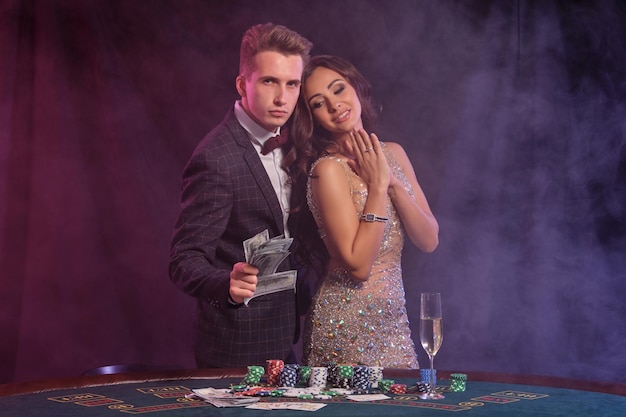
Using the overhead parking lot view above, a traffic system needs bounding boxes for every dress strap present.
[307,156,356,239]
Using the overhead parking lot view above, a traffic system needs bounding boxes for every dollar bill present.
[243,229,270,263]
[189,388,260,408]
[244,230,293,276]
[242,230,297,305]
[243,270,297,306]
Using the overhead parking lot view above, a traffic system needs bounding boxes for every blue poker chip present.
[353,367,370,386]
[419,369,437,386]
[279,367,298,387]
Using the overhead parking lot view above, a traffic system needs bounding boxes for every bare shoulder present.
[382,141,410,163]
[310,156,350,178]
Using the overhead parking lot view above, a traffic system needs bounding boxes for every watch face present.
[361,213,388,223]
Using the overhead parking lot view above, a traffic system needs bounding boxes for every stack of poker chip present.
[325,362,339,387]
[378,379,394,393]
[450,373,467,392]
[309,366,328,387]
[389,383,407,394]
[420,368,437,387]
[298,365,311,386]
[335,364,354,389]
[266,359,284,386]
[279,364,299,387]
[368,366,384,388]
[416,381,431,394]
[244,365,264,385]
[352,365,371,393]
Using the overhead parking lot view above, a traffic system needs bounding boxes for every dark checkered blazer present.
[169,109,298,368]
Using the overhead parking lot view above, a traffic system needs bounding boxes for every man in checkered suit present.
[169,23,313,367]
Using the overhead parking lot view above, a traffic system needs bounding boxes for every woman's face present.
[303,66,362,135]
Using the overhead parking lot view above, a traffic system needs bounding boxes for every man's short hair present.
[239,23,313,77]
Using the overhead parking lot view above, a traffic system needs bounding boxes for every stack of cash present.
[243,230,297,305]
[189,388,260,408]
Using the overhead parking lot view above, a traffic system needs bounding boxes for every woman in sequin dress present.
[287,56,439,368]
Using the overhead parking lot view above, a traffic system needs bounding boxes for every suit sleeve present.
[169,145,233,304]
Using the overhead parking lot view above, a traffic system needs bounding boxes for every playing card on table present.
[245,402,327,411]
[189,388,260,408]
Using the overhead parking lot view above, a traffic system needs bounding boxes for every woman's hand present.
[347,128,390,193]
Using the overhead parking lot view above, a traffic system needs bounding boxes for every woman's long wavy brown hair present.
[284,55,379,283]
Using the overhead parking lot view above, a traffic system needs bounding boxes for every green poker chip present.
[337,365,354,378]
[378,379,394,392]
[449,373,467,392]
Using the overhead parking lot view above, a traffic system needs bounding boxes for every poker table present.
[1,368,624,416]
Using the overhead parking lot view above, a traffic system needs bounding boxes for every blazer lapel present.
[228,117,285,235]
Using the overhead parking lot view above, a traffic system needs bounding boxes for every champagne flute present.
[419,292,444,400]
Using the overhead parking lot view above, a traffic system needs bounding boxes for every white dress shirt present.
[234,101,291,237]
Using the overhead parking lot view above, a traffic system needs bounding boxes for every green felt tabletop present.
[1,377,624,417]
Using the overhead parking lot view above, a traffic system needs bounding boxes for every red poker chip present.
[390,383,407,394]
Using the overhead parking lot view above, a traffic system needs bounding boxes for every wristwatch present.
[360,213,389,223]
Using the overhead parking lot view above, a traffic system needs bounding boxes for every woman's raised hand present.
[348,129,390,192]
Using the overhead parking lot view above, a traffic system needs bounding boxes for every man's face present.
[236,51,304,132]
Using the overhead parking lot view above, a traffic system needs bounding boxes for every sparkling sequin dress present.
[302,144,419,368]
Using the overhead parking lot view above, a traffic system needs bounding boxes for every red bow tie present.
[261,128,288,155]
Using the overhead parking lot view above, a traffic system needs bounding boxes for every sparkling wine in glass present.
[419,292,444,400]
